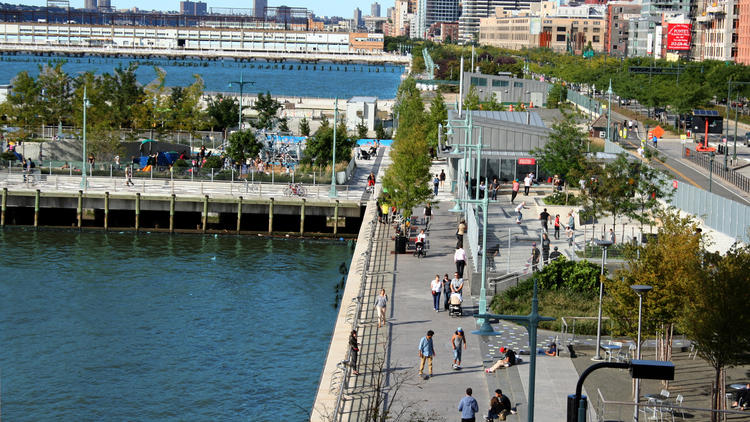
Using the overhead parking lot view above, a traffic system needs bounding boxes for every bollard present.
[202,194,208,233]
[34,189,40,228]
[236,196,242,233]
[333,200,339,235]
[104,191,110,231]
[169,193,175,233]
[0,187,6,226]
[211,168,214,182]
[268,197,274,233]
[300,199,306,234]
[77,190,83,229]
[135,192,141,232]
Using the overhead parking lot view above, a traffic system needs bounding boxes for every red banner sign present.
[666,24,691,51]
[518,158,536,165]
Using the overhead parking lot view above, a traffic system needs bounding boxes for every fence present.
[684,147,750,194]
[567,89,603,116]
[604,140,750,243]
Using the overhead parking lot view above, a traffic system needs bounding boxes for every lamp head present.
[593,239,614,247]
[630,284,652,295]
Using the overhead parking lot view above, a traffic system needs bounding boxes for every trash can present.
[567,394,587,422]
[395,236,407,254]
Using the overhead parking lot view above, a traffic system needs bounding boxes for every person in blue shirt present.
[458,387,479,422]
[418,330,435,377]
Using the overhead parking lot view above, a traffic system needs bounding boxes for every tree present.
[37,61,73,126]
[463,85,480,111]
[624,159,674,227]
[547,84,568,109]
[681,244,750,421]
[251,91,283,131]
[304,118,355,165]
[206,93,239,137]
[606,211,703,364]
[484,92,504,111]
[226,130,262,163]
[356,120,369,139]
[0,71,42,140]
[425,91,448,151]
[298,117,311,136]
[530,115,588,200]
[586,153,639,228]
[374,120,386,140]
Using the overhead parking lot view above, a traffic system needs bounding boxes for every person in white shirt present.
[430,275,443,312]
[454,246,467,278]
[515,201,528,224]
[416,229,426,245]
[450,272,464,302]
[523,174,532,195]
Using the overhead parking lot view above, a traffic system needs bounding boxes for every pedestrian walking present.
[539,208,551,233]
[567,211,575,231]
[451,272,464,298]
[490,177,500,200]
[458,387,479,422]
[530,242,540,272]
[554,214,561,239]
[375,288,388,328]
[439,169,446,188]
[609,228,615,244]
[125,165,134,187]
[431,274,442,312]
[515,202,527,224]
[423,203,432,227]
[550,246,563,261]
[523,173,532,196]
[457,220,467,244]
[451,328,467,369]
[349,330,360,375]
[566,226,574,247]
[442,273,451,311]
[418,330,435,377]
[433,174,440,196]
[541,233,551,264]
[454,245,467,279]
[511,179,520,203]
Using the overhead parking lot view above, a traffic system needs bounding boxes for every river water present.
[0,54,404,98]
[0,229,353,421]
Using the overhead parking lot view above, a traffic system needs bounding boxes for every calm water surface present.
[0,229,352,421]
[0,54,404,98]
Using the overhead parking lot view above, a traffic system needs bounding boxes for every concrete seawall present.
[310,200,377,420]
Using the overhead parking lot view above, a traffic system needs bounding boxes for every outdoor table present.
[643,394,669,420]
[730,383,749,390]
[600,344,621,361]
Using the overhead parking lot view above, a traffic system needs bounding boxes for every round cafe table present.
[730,383,749,390]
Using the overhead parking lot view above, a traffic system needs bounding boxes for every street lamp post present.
[724,80,750,168]
[709,151,715,193]
[80,87,90,190]
[631,284,653,422]
[329,97,339,198]
[606,79,613,141]
[228,72,255,132]
[592,239,613,361]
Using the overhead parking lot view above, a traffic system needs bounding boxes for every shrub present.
[531,258,601,295]
[1,151,18,161]
[543,191,584,206]
[202,156,223,169]
[173,159,189,168]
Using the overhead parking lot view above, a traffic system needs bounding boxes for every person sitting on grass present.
[485,347,517,373]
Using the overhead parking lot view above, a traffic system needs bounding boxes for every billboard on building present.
[666,23,691,50]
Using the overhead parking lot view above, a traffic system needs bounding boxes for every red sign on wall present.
[666,24,691,51]
[518,158,536,165]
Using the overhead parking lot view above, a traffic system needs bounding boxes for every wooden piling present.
[169,194,175,233]
[333,200,339,235]
[135,193,141,231]
[77,190,83,229]
[236,196,242,234]
[104,191,110,231]
[1,187,6,227]
[268,197,274,233]
[202,194,208,233]
[34,189,40,228]
[300,198,305,234]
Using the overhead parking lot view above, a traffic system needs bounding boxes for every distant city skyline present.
[14,0,392,17]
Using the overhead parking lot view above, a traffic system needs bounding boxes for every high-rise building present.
[84,0,97,10]
[606,2,641,57]
[354,8,363,28]
[693,0,738,61]
[426,0,460,28]
[180,1,207,15]
[97,0,111,9]
[459,0,539,43]
[371,2,381,17]
[253,0,267,18]
[738,0,750,64]
[414,0,428,38]
[394,0,410,35]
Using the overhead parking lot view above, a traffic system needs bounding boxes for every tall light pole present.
[606,79,613,141]
[592,239,613,361]
[228,72,255,132]
[329,97,339,198]
[631,284,652,422]
[80,87,90,190]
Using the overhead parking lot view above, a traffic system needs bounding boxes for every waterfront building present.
[478,2,606,53]
[346,96,378,133]
[460,0,540,44]
[0,22,386,54]
[605,2,641,57]
[461,71,551,106]
[426,0,461,30]
[371,2,381,17]
[253,0,267,18]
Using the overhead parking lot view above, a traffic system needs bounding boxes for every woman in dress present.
[374,288,388,328]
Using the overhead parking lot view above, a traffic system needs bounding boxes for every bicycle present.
[283,183,306,197]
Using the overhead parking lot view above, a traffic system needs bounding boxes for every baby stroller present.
[358,148,371,160]
[414,241,426,258]
[449,293,463,317]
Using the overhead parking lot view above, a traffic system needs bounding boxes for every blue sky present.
[22,0,389,18]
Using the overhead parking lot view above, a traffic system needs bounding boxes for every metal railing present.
[685,148,750,193]
[560,316,613,345]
